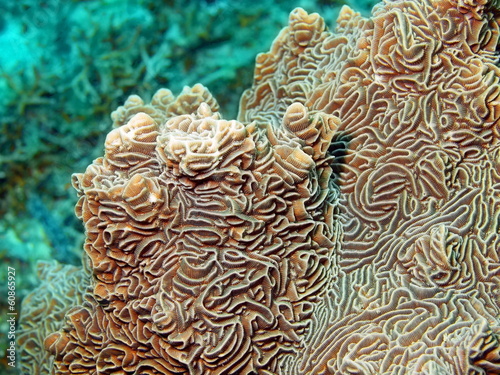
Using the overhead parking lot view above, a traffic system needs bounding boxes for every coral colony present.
[18,0,500,373]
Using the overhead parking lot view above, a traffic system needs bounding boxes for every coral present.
[238,0,500,372]
[0,5,344,321]
[42,86,338,373]
[19,0,500,373]
[110,84,219,129]
[17,261,89,375]
[239,1,500,373]
[0,3,343,371]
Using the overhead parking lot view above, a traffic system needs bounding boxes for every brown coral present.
[41,89,337,374]
[19,0,500,373]
[17,261,89,375]
[238,0,500,372]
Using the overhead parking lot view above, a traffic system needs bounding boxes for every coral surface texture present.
[19,0,500,373]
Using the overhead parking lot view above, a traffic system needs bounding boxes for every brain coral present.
[19,0,500,373]
[17,261,89,374]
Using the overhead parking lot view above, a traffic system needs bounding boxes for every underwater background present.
[0,0,376,372]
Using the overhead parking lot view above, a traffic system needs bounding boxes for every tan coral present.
[37,87,336,374]
[111,84,218,129]
[19,0,500,373]
[240,0,500,372]
[18,261,89,375]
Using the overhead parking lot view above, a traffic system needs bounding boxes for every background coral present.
[17,261,89,375]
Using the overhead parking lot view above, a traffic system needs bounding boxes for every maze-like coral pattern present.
[238,0,500,373]
[43,95,337,373]
[17,261,89,375]
[19,0,500,373]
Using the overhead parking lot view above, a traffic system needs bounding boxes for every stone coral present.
[43,96,337,374]
[17,261,89,374]
[19,0,500,373]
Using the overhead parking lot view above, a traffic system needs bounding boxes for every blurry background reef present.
[0,0,376,371]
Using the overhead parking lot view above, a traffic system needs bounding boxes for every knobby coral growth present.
[19,0,500,373]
